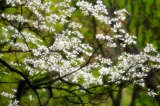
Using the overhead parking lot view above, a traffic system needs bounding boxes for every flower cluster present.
[1,92,15,98]
[8,100,19,106]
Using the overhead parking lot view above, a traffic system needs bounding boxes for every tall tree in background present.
[0,0,160,106]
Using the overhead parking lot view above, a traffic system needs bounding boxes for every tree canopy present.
[0,0,160,106]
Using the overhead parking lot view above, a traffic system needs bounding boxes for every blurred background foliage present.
[103,0,160,49]
[0,0,160,106]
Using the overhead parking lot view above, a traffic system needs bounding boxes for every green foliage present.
[92,67,100,78]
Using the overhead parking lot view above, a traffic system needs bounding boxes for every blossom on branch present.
[0,0,159,105]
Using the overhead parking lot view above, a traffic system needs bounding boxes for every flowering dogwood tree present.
[0,0,160,105]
